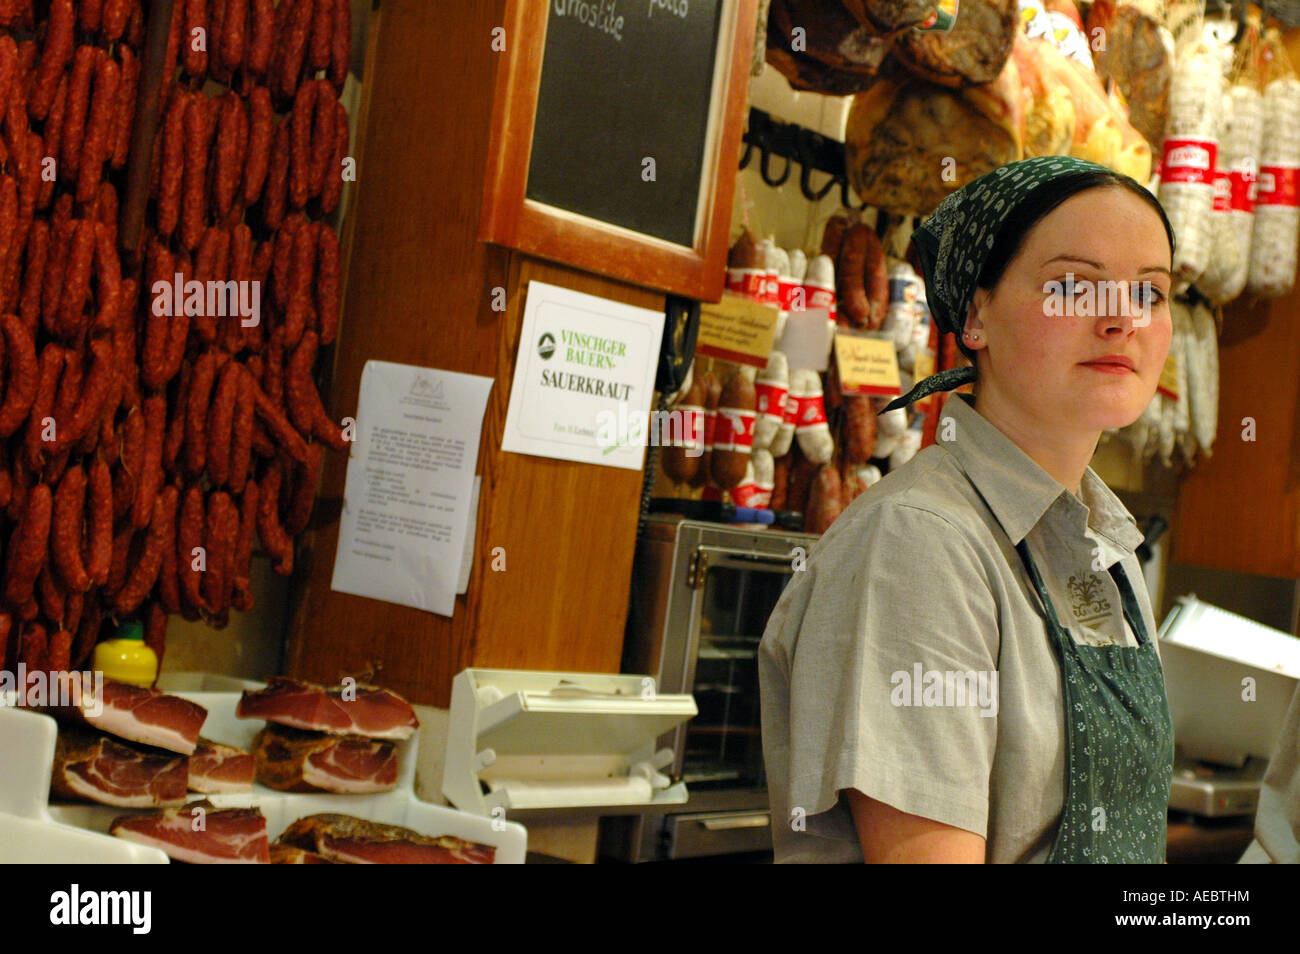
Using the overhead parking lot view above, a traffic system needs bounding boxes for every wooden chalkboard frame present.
[479,0,757,302]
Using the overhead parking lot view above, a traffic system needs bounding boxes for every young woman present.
[759,156,1177,863]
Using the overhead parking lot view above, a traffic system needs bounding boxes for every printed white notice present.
[457,476,480,596]
[330,361,493,617]
[501,281,664,470]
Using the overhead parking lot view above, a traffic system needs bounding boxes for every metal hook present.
[759,141,791,187]
[795,128,837,202]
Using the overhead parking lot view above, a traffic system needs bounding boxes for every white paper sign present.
[457,476,480,596]
[780,307,832,371]
[501,281,664,470]
[330,361,493,617]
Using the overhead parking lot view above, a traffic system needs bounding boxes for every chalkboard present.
[526,1,724,248]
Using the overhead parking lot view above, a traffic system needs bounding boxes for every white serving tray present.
[1,684,527,864]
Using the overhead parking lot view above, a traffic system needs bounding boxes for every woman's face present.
[965,186,1173,434]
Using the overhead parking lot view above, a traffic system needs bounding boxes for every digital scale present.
[1158,595,1300,818]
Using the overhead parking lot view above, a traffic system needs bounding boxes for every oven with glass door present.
[599,514,817,862]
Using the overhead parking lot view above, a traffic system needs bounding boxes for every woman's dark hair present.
[975,170,1176,293]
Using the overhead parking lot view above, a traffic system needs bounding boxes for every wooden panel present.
[1172,293,1300,577]
[473,258,660,672]
[285,1,662,707]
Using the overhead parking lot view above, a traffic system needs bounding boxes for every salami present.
[92,221,121,333]
[29,0,74,121]
[256,464,293,575]
[157,488,182,615]
[315,224,340,344]
[308,0,333,70]
[201,491,235,617]
[86,457,112,586]
[283,441,323,535]
[25,343,64,470]
[213,93,245,218]
[70,596,101,669]
[111,46,139,171]
[142,239,174,389]
[76,51,119,205]
[207,360,242,487]
[289,81,315,209]
[229,365,256,494]
[163,360,192,473]
[0,312,37,436]
[308,80,334,199]
[178,484,206,614]
[157,92,188,240]
[243,86,274,206]
[115,406,145,522]
[284,221,314,348]
[251,378,310,466]
[263,121,289,229]
[247,0,274,79]
[114,486,178,616]
[660,372,704,485]
[184,351,220,476]
[101,0,131,42]
[329,0,350,91]
[62,46,97,181]
[193,226,225,344]
[3,483,52,608]
[222,0,249,73]
[61,337,113,446]
[710,367,757,489]
[182,0,208,79]
[57,219,95,340]
[277,0,314,103]
[231,480,258,611]
[805,464,846,534]
[132,395,166,531]
[143,601,167,670]
[38,75,68,211]
[51,465,90,593]
[320,100,347,215]
[19,218,48,335]
[182,93,216,251]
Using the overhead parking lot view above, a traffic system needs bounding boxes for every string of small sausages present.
[0,0,352,680]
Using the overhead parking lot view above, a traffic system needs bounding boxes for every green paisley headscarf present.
[879,156,1124,415]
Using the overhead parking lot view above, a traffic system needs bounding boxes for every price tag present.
[695,292,779,368]
[834,332,901,396]
[1157,349,1179,400]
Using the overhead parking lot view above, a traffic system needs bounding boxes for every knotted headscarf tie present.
[880,156,1118,415]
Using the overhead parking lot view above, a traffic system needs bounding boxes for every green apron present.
[1013,539,1175,863]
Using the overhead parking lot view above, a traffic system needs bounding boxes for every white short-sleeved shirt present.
[758,392,1160,863]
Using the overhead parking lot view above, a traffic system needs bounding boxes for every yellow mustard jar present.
[92,621,158,688]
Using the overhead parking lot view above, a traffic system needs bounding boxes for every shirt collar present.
[936,393,1145,554]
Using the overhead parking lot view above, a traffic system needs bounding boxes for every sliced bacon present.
[277,813,496,864]
[50,725,188,807]
[110,801,270,864]
[269,844,333,864]
[47,673,207,754]
[236,676,418,739]
[188,737,254,793]
[253,723,398,793]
